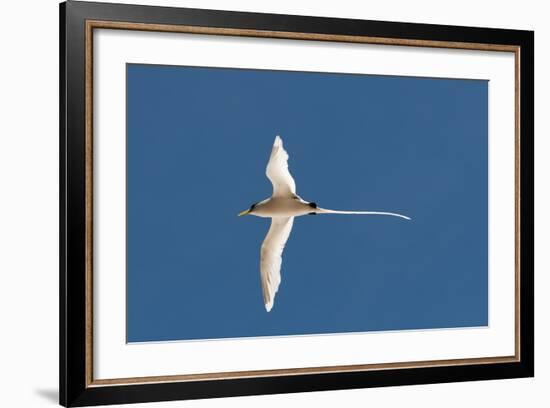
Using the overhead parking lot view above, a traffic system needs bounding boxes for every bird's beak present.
[238,209,250,217]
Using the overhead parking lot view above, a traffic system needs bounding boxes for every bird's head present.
[238,202,257,216]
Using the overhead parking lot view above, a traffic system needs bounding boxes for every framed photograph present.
[60,1,534,406]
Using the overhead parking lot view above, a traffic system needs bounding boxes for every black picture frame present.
[60,1,534,406]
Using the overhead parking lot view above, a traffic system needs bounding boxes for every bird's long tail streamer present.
[316,207,411,220]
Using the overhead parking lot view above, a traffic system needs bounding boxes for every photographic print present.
[126,64,488,343]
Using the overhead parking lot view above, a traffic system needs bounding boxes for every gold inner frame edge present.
[84,20,521,388]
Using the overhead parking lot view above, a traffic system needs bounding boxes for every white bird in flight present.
[239,136,410,312]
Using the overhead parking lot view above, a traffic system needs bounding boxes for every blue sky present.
[126,64,488,342]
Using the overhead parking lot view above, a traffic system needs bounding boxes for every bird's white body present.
[248,197,313,218]
[239,135,410,312]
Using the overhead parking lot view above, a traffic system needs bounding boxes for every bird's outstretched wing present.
[266,136,296,197]
[260,217,294,312]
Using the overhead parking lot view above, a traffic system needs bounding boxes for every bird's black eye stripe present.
[308,202,317,208]
[250,203,257,210]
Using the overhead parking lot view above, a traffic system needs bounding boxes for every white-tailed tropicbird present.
[239,136,410,312]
